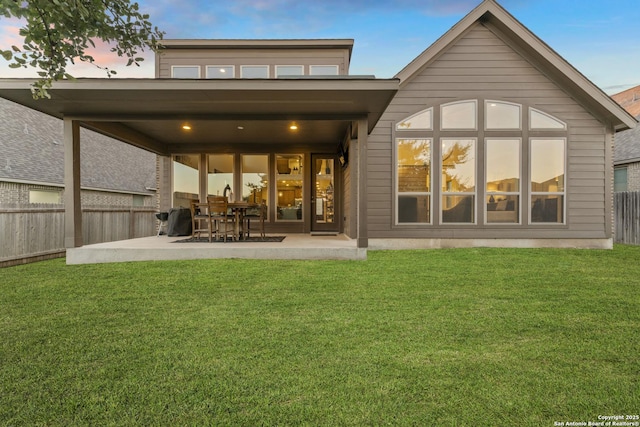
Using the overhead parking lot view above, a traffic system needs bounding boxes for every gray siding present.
[158,48,349,78]
[368,23,611,240]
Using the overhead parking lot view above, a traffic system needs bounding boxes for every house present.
[0,0,635,258]
[0,98,157,207]
[612,86,640,191]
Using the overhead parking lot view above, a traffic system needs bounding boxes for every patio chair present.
[208,197,236,242]
[190,200,214,242]
[243,201,266,240]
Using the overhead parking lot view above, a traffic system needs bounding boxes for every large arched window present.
[395,100,567,226]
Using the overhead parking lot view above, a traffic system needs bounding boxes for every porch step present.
[310,231,339,236]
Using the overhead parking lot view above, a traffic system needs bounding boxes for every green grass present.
[1,246,639,426]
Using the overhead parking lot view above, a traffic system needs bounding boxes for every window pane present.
[442,195,474,223]
[206,66,234,78]
[207,154,234,199]
[241,66,269,78]
[310,65,339,75]
[531,139,565,192]
[441,101,476,129]
[486,139,520,191]
[531,195,564,223]
[486,101,521,129]
[242,155,268,204]
[172,66,200,78]
[399,195,430,223]
[397,109,433,130]
[397,139,431,192]
[487,195,519,223]
[276,154,303,221]
[276,65,304,77]
[29,190,61,204]
[442,139,475,192]
[530,109,566,129]
[173,154,199,207]
[614,167,628,192]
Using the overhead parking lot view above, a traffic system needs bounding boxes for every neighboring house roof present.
[612,85,640,118]
[0,98,156,194]
[612,86,640,165]
[614,123,640,165]
[394,0,636,132]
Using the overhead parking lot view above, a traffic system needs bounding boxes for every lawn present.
[1,246,639,426]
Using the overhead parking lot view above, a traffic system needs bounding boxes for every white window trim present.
[309,65,339,76]
[529,137,567,225]
[484,138,522,225]
[395,137,433,225]
[240,65,270,79]
[206,65,235,79]
[440,137,477,225]
[485,100,522,131]
[275,65,304,78]
[171,65,201,79]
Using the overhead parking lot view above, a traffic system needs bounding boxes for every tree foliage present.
[1,0,164,98]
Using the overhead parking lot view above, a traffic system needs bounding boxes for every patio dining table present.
[197,201,259,241]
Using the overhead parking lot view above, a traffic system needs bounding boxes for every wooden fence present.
[614,191,640,245]
[0,206,157,267]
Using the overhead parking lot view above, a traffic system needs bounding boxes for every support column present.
[356,118,368,248]
[64,118,83,248]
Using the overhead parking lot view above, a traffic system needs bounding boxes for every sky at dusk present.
[1,0,639,94]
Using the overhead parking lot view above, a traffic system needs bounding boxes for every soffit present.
[0,78,398,155]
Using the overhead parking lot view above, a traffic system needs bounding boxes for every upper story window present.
[276,65,304,77]
[206,66,234,79]
[486,101,521,130]
[397,108,433,131]
[171,66,200,79]
[241,65,269,78]
[441,100,477,130]
[310,65,339,76]
[530,108,567,130]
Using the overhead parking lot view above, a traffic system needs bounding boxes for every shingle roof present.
[612,86,640,164]
[614,116,640,164]
[0,98,155,194]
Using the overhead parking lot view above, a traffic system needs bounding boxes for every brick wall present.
[628,162,640,192]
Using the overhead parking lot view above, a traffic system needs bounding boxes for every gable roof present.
[395,0,636,132]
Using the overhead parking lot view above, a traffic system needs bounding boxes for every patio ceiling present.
[0,78,399,155]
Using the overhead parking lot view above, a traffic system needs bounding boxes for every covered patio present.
[66,233,365,264]
[0,77,398,262]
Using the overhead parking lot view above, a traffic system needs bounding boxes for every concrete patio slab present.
[66,234,366,264]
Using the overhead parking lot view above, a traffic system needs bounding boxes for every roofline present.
[614,158,640,166]
[0,76,395,91]
[0,178,155,195]
[159,38,355,60]
[393,0,637,131]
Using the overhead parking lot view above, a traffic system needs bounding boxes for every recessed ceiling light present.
[289,123,298,130]
[182,124,192,130]
[237,126,244,130]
